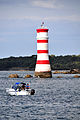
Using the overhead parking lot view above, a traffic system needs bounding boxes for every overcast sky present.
[0,0,80,58]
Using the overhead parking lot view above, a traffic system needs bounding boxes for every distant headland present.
[0,55,80,71]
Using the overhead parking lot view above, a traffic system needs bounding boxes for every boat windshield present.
[12,82,20,90]
[15,82,21,85]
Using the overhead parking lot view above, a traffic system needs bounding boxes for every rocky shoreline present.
[53,69,80,74]
[8,69,80,78]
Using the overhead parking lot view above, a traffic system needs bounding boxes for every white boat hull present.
[6,88,35,96]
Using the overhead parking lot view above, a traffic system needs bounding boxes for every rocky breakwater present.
[69,69,80,74]
[53,69,80,74]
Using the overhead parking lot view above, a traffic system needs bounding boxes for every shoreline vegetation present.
[0,55,80,72]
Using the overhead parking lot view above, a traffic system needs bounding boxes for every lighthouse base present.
[34,71,52,78]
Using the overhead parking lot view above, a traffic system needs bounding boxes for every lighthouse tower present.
[34,22,52,78]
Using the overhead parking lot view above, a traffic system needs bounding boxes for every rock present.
[53,71,69,74]
[24,74,32,78]
[53,71,61,74]
[34,71,52,78]
[63,71,69,74]
[73,75,80,78]
[9,74,19,78]
[70,69,80,74]
[57,76,63,78]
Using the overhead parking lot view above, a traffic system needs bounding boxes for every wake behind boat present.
[6,82,35,95]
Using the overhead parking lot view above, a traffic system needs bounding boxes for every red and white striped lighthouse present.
[34,22,52,78]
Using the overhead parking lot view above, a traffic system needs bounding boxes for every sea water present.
[0,71,80,120]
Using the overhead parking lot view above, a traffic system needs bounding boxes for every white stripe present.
[37,37,48,40]
[37,32,48,39]
[35,64,51,72]
[37,32,48,37]
[37,43,48,50]
[37,53,49,60]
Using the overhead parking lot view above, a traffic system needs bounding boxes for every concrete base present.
[34,71,52,78]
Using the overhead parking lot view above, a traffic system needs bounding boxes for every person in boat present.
[21,84,25,90]
[26,83,30,90]
[20,82,26,90]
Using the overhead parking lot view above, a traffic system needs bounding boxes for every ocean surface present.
[0,71,80,120]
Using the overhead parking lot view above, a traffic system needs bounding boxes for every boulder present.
[57,76,63,78]
[63,71,69,74]
[9,74,19,78]
[34,71,52,78]
[73,75,80,78]
[24,74,32,78]
[53,71,61,74]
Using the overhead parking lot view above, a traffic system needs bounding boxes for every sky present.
[0,0,80,58]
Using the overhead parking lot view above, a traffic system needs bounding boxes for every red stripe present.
[37,40,48,43]
[37,29,48,33]
[37,50,48,53]
[36,60,50,64]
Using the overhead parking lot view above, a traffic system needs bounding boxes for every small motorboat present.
[6,82,35,95]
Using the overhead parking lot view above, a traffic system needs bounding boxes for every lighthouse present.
[34,22,52,78]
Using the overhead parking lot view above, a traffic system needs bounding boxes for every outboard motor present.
[31,89,35,95]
